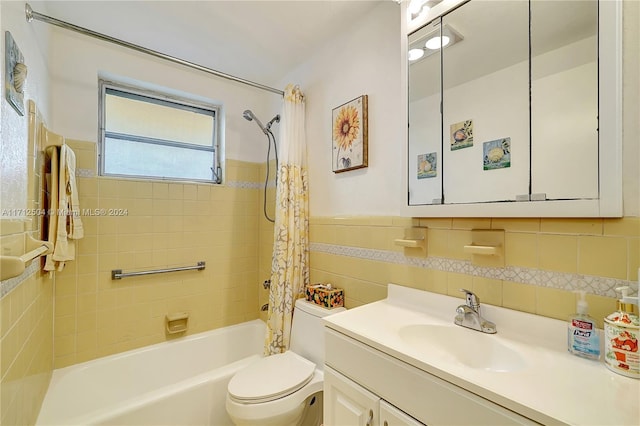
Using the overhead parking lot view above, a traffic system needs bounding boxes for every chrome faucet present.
[454,289,496,334]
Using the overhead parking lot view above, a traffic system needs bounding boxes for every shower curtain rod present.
[24,3,285,96]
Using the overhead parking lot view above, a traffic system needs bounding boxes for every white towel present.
[45,144,84,272]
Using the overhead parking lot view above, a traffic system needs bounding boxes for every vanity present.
[323,285,639,425]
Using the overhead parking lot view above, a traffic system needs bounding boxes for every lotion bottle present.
[604,286,639,378]
[567,291,600,360]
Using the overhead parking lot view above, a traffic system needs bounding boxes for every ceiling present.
[32,0,383,88]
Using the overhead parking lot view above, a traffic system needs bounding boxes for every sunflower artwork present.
[332,95,368,173]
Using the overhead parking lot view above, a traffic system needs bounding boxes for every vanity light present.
[408,48,425,61]
[425,35,450,50]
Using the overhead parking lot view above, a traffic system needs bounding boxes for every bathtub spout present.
[261,303,269,311]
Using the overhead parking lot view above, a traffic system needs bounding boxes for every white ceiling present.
[32,0,383,87]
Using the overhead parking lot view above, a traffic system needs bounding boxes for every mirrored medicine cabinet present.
[402,0,622,217]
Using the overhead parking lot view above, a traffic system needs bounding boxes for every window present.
[99,81,221,183]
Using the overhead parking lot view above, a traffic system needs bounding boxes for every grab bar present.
[111,261,206,280]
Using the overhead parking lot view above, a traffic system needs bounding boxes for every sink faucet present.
[454,289,496,334]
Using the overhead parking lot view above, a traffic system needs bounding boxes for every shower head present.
[243,110,280,135]
[265,114,280,131]
[243,109,267,134]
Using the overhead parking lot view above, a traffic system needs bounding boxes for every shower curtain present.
[265,84,309,355]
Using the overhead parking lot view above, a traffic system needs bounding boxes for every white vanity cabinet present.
[324,366,425,426]
[324,328,538,426]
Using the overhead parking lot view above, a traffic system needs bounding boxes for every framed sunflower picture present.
[332,95,368,173]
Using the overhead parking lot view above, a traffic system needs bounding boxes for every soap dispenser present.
[604,286,639,379]
[567,291,600,360]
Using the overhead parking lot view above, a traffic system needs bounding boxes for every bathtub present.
[37,320,266,426]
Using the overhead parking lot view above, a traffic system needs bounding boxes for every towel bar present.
[111,261,206,280]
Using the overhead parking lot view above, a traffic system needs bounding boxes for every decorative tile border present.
[225,180,276,189]
[75,168,95,178]
[310,242,638,299]
[0,259,40,299]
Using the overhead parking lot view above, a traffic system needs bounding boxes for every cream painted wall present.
[46,25,280,165]
[0,1,50,212]
[278,2,403,216]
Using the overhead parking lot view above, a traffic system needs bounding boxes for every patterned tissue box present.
[305,284,344,309]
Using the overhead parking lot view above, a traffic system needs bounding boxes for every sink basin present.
[398,324,527,372]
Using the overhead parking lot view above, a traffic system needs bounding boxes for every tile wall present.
[0,103,54,425]
[309,216,639,328]
[52,140,265,368]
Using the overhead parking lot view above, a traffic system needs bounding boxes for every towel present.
[43,146,59,273]
[44,143,84,272]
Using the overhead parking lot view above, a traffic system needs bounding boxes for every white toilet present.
[226,299,345,426]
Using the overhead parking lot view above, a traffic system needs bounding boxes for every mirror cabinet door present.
[408,20,443,206]
[530,0,598,201]
[441,0,529,204]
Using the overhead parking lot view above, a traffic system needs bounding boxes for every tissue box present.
[305,284,344,309]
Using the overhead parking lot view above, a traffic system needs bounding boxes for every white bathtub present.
[37,320,266,426]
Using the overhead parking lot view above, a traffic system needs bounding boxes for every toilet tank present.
[289,299,345,369]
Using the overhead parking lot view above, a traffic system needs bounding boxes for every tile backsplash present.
[309,216,639,329]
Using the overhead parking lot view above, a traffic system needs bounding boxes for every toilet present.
[226,299,345,426]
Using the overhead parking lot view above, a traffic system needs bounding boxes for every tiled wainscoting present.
[309,216,639,328]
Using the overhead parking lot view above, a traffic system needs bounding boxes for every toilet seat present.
[228,351,316,404]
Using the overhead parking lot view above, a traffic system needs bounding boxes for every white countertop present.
[323,284,639,426]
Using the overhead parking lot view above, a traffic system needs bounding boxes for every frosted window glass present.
[104,138,214,181]
[105,92,214,147]
[100,83,220,183]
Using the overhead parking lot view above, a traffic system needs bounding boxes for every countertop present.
[323,284,639,426]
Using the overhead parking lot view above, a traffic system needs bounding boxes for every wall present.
[36,13,282,367]
[0,2,54,425]
[282,1,639,320]
[52,142,263,367]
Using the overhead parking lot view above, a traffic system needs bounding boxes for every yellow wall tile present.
[540,218,603,235]
[447,272,471,298]
[447,229,472,260]
[535,287,575,321]
[425,269,448,295]
[578,236,627,279]
[628,238,639,281]
[471,277,502,306]
[505,233,538,268]
[428,229,448,257]
[603,217,640,237]
[584,294,617,329]
[538,234,578,273]
[452,218,492,230]
[491,218,540,232]
[502,281,536,313]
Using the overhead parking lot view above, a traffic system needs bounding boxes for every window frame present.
[98,80,222,183]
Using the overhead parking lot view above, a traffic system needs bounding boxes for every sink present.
[398,324,527,372]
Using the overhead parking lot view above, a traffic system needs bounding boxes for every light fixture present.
[425,35,450,50]
[408,23,463,64]
[408,48,425,61]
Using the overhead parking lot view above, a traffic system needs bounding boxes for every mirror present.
[531,0,598,200]
[408,20,442,205]
[408,0,599,207]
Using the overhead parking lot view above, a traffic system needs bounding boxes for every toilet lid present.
[228,351,316,403]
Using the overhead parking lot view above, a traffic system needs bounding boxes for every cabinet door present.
[380,401,425,426]
[441,0,530,204]
[324,366,379,426]
[530,0,598,201]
